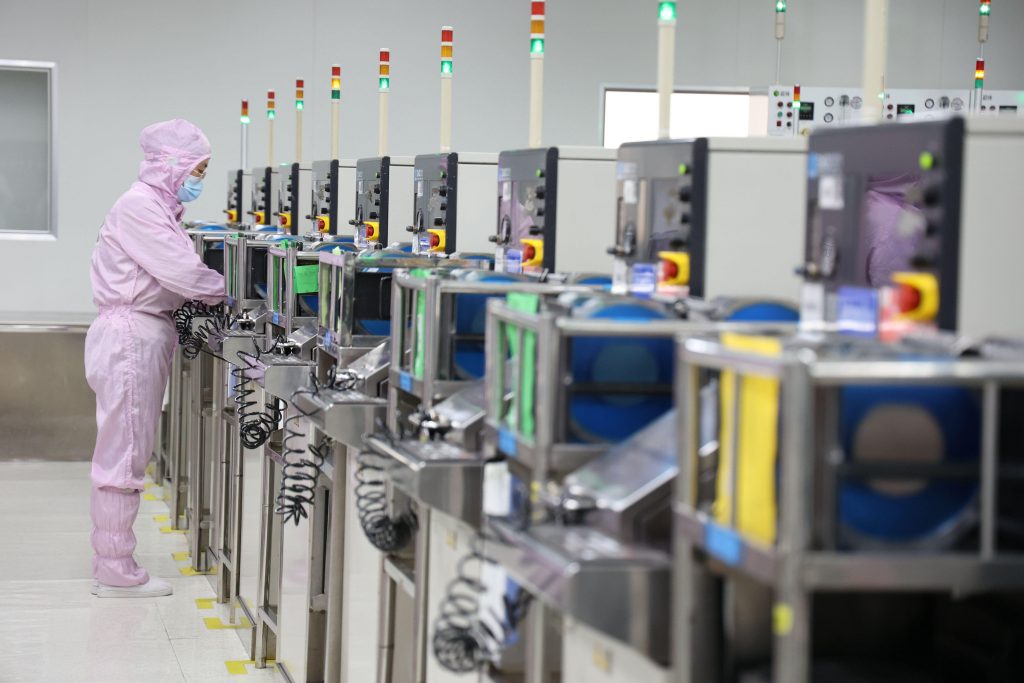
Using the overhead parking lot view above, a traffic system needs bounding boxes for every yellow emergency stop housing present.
[279,212,292,229]
[891,271,940,322]
[225,209,239,223]
[253,211,266,225]
[365,220,381,241]
[427,228,446,252]
[316,215,330,234]
[521,238,544,268]
[658,251,690,286]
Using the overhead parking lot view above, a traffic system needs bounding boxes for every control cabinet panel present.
[311,160,339,235]
[249,166,279,228]
[353,157,391,249]
[612,140,698,296]
[277,163,308,235]
[411,153,458,255]
[803,119,963,331]
[767,85,1023,137]
[494,148,555,273]
[224,169,244,224]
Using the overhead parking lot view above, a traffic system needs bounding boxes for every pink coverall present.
[86,119,224,586]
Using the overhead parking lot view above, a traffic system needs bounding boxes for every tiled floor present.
[0,460,277,683]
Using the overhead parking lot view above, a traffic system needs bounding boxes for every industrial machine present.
[277,162,312,235]
[493,147,617,275]
[250,165,280,229]
[673,332,1024,683]
[800,116,1024,340]
[310,158,358,239]
[224,168,248,225]
[610,138,806,303]
[765,85,1024,136]
[351,156,415,250]
[410,152,498,256]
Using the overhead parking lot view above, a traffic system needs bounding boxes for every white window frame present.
[599,84,761,149]
[0,60,58,241]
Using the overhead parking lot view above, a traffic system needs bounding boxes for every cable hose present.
[432,535,533,673]
[232,337,286,450]
[172,300,238,361]
[354,425,417,553]
[274,366,363,525]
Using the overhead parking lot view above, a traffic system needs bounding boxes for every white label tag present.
[611,259,629,295]
[819,175,844,210]
[800,282,825,326]
[623,180,638,205]
[416,180,424,197]
[502,181,512,202]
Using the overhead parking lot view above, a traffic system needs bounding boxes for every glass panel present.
[0,65,52,233]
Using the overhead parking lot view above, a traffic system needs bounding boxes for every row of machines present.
[157,113,1024,683]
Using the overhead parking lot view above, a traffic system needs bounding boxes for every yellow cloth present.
[715,332,783,544]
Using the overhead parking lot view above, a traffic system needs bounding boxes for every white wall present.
[1,0,1021,323]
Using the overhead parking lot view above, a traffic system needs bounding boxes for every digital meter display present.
[897,104,916,115]
[798,101,815,121]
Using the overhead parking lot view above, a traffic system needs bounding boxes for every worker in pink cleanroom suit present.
[86,119,224,598]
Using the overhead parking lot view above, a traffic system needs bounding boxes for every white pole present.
[295,109,303,165]
[860,0,889,123]
[331,100,340,160]
[440,77,453,152]
[529,54,544,148]
[268,117,275,167]
[657,5,677,140]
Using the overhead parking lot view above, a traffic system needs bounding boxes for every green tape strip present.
[293,265,319,295]
[410,269,430,379]
[504,292,540,437]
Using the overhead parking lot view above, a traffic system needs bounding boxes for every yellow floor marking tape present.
[142,493,160,501]
[205,616,252,630]
[159,526,186,534]
[171,551,190,562]
[152,514,170,523]
[179,565,217,577]
[224,659,276,675]
[195,598,214,610]
[143,482,158,490]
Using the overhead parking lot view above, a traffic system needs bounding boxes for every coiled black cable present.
[232,337,286,450]
[172,300,238,361]
[274,366,363,525]
[433,535,533,673]
[355,423,417,552]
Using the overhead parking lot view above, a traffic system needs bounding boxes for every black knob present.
[439,188,448,197]
[305,215,314,220]
[528,225,542,236]
[680,213,691,224]
[373,199,380,207]
[678,187,691,203]
[348,219,358,226]
[373,185,381,194]
[925,221,941,237]
[439,203,447,212]
[434,218,444,226]
[488,234,499,243]
[535,186,546,199]
[536,208,545,217]
[406,225,418,233]
[910,254,935,268]
[369,212,379,220]
[923,187,941,207]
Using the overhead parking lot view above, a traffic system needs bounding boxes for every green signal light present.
[379,77,390,90]
[678,163,689,175]
[331,90,341,100]
[267,110,276,120]
[531,38,545,54]
[980,4,991,15]
[919,152,935,171]
[658,2,677,21]
[296,100,304,110]
[775,0,786,13]
[441,60,453,74]
[240,115,251,124]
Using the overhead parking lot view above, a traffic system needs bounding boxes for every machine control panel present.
[352,157,390,249]
[494,148,555,274]
[249,166,279,228]
[411,153,458,255]
[310,160,339,235]
[613,140,701,297]
[766,86,1022,136]
[803,118,963,332]
[278,162,301,235]
[225,169,244,224]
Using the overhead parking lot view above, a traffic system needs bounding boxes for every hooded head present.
[137,119,211,202]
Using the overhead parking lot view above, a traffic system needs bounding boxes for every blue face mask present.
[178,175,203,202]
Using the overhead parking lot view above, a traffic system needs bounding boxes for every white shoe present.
[91,577,173,598]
